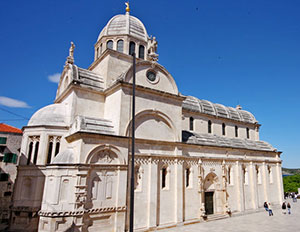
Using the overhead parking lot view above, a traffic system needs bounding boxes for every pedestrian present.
[268,203,273,216]
[287,203,291,214]
[264,202,269,212]
[282,201,286,214]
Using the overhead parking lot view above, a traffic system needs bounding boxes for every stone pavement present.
[161,199,300,232]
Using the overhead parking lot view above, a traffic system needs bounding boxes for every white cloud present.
[48,73,61,83]
[0,96,30,108]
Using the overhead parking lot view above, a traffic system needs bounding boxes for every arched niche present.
[125,109,178,142]
[85,144,125,165]
[203,172,219,191]
[124,61,179,95]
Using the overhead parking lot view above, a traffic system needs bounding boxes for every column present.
[174,159,183,224]
[262,162,269,202]
[235,161,243,212]
[276,162,284,204]
[147,158,158,229]
[249,162,258,209]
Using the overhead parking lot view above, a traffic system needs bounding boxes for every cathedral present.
[11,4,283,232]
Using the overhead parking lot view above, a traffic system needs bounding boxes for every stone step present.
[205,214,229,222]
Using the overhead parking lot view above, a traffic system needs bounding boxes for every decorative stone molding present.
[39,206,126,217]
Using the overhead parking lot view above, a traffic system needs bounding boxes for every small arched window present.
[189,117,194,131]
[33,142,39,165]
[55,142,60,156]
[96,47,99,58]
[107,40,113,50]
[222,123,226,136]
[46,142,53,164]
[235,126,238,137]
[139,45,145,59]
[208,120,212,134]
[100,44,102,54]
[27,142,33,165]
[246,127,250,139]
[129,41,135,56]
[117,40,124,52]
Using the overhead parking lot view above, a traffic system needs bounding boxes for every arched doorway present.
[203,172,219,215]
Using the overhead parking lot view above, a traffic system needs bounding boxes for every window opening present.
[186,168,190,187]
[33,142,39,164]
[222,123,226,136]
[189,117,194,131]
[208,120,212,134]
[107,40,113,50]
[162,167,167,189]
[117,40,124,52]
[246,127,250,139]
[55,142,60,156]
[27,142,33,165]
[139,45,145,59]
[235,126,238,137]
[129,41,135,55]
[46,142,53,164]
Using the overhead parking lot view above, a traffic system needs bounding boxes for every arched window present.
[129,41,135,55]
[107,40,113,50]
[208,120,212,134]
[235,126,238,137]
[246,127,250,139]
[46,142,53,164]
[117,40,124,52]
[33,142,39,165]
[27,142,33,165]
[189,117,194,131]
[139,45,145,59]
[243,166,248,185]
[96,47,99,58]
[55,142,60,156]
[222,123,226,136]
[256,165,262,184]
[100,44,102,54]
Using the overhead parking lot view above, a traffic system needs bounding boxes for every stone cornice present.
[39,206,126,217]
[66,131,282,155]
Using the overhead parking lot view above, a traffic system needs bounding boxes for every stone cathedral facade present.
[11,6,283,232]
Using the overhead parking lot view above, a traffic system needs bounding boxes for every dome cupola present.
[94,3,158,62]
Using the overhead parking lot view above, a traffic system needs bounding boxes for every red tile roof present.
[0,123,22,134]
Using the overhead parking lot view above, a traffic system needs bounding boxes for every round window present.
[146,71,156,82]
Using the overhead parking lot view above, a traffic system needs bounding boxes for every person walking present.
[282,201,287,214]
[268,203,273,216]
[287,203,291,214]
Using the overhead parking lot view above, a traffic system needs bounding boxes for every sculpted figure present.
[69,41,75,58]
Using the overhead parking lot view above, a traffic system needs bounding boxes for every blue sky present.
[0,0,299,168]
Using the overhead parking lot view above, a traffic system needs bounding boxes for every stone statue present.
[147,36,159,62]
[69,42,75,58]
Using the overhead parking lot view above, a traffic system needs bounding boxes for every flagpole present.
[129,52,136,232]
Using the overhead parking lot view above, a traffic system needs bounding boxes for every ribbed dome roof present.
[28,103,68,127]
[183,96,257,124]
[97,13,148,42]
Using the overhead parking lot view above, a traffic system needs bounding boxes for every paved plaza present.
[161,199,300,232]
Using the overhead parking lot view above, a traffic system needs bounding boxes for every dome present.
[28,103,68,127]
[183,96,257,124]
[52,149,74,164]
[97,13,148,42]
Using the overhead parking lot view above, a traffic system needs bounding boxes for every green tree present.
[283,174,300,193]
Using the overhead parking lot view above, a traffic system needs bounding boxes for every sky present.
[0,0,299,168]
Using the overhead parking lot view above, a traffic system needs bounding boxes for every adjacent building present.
[0,123,22,229]
[10,5,283,232]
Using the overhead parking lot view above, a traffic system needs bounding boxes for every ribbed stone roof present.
[97,14,148,42]
[182,131,276,152]
[183,96,257,124]
[77,67,104,91]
